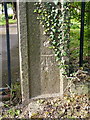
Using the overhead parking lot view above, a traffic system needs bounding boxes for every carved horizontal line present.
[41,55,54,57]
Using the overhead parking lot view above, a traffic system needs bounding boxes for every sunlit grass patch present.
[0,14,17,26]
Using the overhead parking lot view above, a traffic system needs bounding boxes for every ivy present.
[34,2,70,75]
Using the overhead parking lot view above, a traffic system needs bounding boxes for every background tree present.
[1,2,17,19]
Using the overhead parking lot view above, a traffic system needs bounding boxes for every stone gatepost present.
[17,1,70,102]
[60,2,70,96]
[17,2,30,102]
[0,28,2,88]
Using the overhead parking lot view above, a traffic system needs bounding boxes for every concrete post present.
[17,2,29,102]
[17,2,70,100]
[0,29,2,88]
[60,2,70,96]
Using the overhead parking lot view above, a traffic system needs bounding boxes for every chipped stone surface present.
[17,2,69,100]
[28,3,62,97]
[17,2,29,102]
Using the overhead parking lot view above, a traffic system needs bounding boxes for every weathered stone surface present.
[0,34,2,88]
[71,82,90,94]
[27,3,60,98]
[70,70,90,95]
[17,2,29,102]
[17,2,69,100]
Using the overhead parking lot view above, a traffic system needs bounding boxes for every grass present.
[70,21,89,72]
[70,28,80,59]
[0,19,17,26]
[70,26,89,59]
[0,14,17,26]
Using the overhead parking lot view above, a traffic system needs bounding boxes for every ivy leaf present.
[50,34,54,39]
[49,46,55,49]
[52,28,56,33]
[34,9,37,13]
[53,0,59,5]
[47,23,50,27]
[61,52,67,57]
[52,41,56,45]
[38,9,42,13]
[56,57,61,61]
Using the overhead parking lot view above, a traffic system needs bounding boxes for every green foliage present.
[7,108,20,116]
[10,82,21,105]
[34,2,70,74]
[70,2,90,24]
[34,1,90,73]
[0,14,17,25]
[1,107,21,119]
[70,2,81,21]
[70,2,90,71]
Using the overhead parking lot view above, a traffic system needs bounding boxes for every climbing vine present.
[34,1,70,75]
